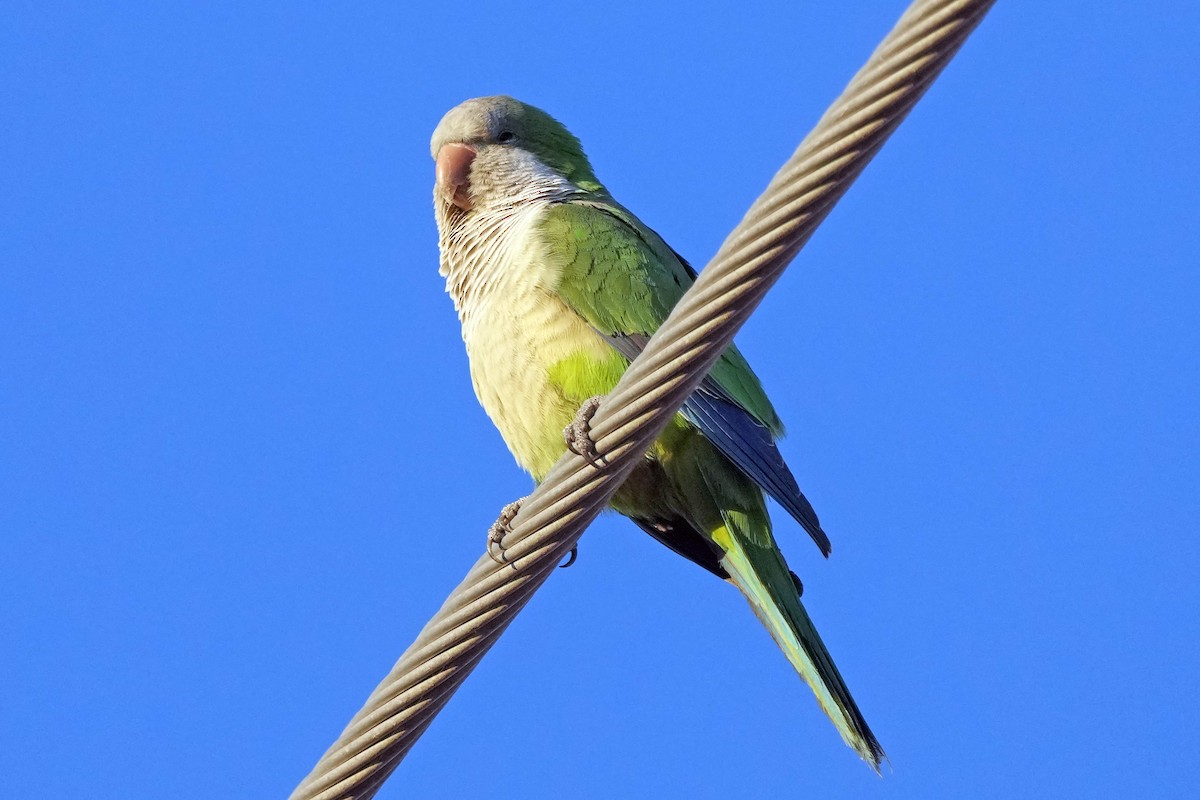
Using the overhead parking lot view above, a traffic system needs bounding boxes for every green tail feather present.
[717,524,885,770]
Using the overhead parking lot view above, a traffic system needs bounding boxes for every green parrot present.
[431,95,884,769]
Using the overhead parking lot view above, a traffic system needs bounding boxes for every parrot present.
[430,95,884,769]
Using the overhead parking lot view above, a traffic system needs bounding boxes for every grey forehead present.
[429,96,523,157]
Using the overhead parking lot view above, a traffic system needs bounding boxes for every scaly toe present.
[486,498,525,565]
[563,395,605,464]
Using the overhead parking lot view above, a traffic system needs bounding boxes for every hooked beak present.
[435,142,477,211]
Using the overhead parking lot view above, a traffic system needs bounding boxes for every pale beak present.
[435,142,477,211]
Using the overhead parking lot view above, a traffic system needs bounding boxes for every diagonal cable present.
[290,1,996,797]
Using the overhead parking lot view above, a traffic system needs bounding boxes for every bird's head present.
[430,96,604,214]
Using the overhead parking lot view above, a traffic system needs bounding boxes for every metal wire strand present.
[290,1,995,797]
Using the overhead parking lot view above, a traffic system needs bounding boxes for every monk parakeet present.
[431,95,883,768]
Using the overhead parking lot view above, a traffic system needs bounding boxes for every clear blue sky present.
[3,2,1198,798]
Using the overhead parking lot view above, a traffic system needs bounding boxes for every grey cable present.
[289,1,996,797]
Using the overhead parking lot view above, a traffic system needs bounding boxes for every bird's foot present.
[487,497,579,569]
[564,395,605,466]
[487,497,526,565]
[789,570,804,598]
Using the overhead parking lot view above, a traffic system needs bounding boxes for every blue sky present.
[3,2,1198,798]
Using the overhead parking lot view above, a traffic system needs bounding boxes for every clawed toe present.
[564,395,605,465]
[487,498,526,565]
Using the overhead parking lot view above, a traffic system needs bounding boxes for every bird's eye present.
[496,131,515,143]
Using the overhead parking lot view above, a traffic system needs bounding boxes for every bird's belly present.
[464,285,615,480]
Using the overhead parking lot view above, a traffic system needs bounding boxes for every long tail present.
[715,519,885,770]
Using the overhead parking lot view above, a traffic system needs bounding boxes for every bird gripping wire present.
[290,2,997,797]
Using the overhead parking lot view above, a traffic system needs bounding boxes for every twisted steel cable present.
[290,1,996,796]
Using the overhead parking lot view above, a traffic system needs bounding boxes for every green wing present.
[538,199,831,555]
[540,199,781,429]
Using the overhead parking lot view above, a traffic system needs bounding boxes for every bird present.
[430,95,883,769]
